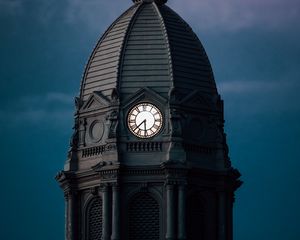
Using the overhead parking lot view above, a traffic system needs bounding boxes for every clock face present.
[127,103,163,139]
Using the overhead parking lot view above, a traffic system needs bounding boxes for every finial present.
[132,0,168,5]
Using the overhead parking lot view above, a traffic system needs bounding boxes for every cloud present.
[170,0,300,30]
[220,80,288,94]
[2,0,298,32]
[169,0,300,31]
[219,79,300,114]
[63,0,300,32]
[219,78,300,94]
[0,92,74,128]
[20,92,73,107]
[64,0,129,27]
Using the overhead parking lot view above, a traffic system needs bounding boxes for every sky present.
[0,0,300,239]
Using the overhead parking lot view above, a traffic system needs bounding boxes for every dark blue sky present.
[0,0,300,239]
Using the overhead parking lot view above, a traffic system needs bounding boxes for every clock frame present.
[127,103,163,139]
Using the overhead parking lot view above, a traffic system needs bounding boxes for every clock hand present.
[134,119,146,131]
[144,120,147,131]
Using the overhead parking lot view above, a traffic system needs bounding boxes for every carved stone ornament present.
[89,187,99,196]
[68,117,79,159]
[78,118,87,147]
[88,120,105,143]
[80,91,110,112]
[169,109,183,137]
[169,87,183,104]
[207,115,223,143]
[102,172,118,180]
[70,117,79,148]
[133,0,168,5]
[55,171,67,182]
[111,88,119,103]
[122,87,167,110]
[106,111,119,139]
[75,97,83,111]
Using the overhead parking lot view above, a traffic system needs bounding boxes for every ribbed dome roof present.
[80,0,217,101]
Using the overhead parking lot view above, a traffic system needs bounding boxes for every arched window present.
[86,197,103,240]
[187,194,205,240]
[129,193,160,240]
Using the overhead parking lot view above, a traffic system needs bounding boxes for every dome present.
[80,0,217,102]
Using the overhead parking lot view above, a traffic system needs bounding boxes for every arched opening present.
[187,194,205,240]
[128,192,160,240]
[86,197,103,240]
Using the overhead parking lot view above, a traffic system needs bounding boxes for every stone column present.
[111,184,120,240]
[166,184,176,240]
[227,193,234,240]
[65,190,78,240]
[102,185,111,240]
[218,191,227,240]
[178,184,186,240]
[64,193,68,240]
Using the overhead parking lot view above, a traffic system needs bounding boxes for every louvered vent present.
[129,193,160,240]
[87,197,103,240]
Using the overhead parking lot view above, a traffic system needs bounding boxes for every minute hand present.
[134,119,146,131]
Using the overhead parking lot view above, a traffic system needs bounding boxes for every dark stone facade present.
[56,0,242,240]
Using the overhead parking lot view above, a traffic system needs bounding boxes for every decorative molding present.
[133,0,168,5]
[92,161,117,172]
[122,87,168,110]
[79,118,87,147]
[100,183,111,191]
[169,88,186,104]
[180,90,213,109]
[111,88,119,103]
[127,142,163,152]
[75,97,84,111]
[106,110,119,139]
[68,117,79,160]
[183,143,214,154]
[88,120,105,143]
[165,180,177,186]
[102,172,118,180]
[169,109,183,137]
[55,171,79,198]
[55,171,75,183]
[125,167,163,176]
[89,187,99,196]
[80,91,110,112]
[82,143,117,158]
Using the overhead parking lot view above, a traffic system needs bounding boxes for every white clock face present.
[127,103,163,138]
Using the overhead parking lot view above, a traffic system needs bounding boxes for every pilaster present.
[64,189,78,240]
[111,183,120,240]
[102,184,111,240]
[166,184,176,240]
[218,190,227,240]
[177,183,186,240]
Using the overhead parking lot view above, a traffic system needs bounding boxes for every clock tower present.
[56,0,242,240]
